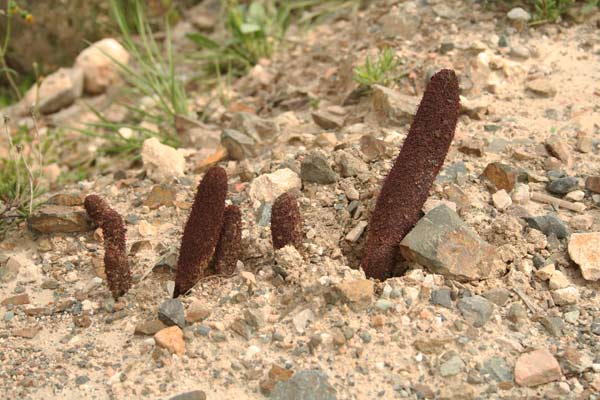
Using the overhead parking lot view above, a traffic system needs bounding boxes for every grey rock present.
[272,370,336,400]
[301,151,338,184]
[400,205,503,282]
[375,299,393,311]
[169,390,207,400]
[457,295,494,327]
[312,110,344,130]
[371,84,418,125]
[507,303,527,324]
[482,288,510,306]
[483,357,513,383]
[547,177,578,195]
[158,299,186,328]
[524,214,569,239]
[436,162,468,185]
[540,316,563,337]
[0,257,21,283]
[221,129,256,161]
[24,67,84,115]
[335,151,369,177]
[439,353,465,377]
[256,202,272,226]
[229,112,279,140]
[430,288,453,309]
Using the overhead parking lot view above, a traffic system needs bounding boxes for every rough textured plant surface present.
[84,194,131,299]
[174,166,227,297]
[208,204,242,276]
[271,192,303,250]
[362,69,460,280]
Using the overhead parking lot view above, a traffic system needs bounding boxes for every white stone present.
[512,183,530,204]
[141,138,186,183]
[551,287,579,305]
[568,232,600,281]
[292,308,314,334]
[75,38,130,94]
[548,270,570,290]
[248,168,301,203]
[23,67,83,114]
[535,263,555,281]
[507,7,531,21]
[565,190,585,202]
[492,189,512,210]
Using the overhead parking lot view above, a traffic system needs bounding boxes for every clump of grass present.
[75,0,187,159]
[188,0,291,76]
[0,111,46,223]
[353,48,403,88]
[530,0,573,23]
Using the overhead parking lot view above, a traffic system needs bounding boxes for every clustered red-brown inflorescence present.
[271,192,303,251]
[362,69,460,280]
[84,194,131,299]
[208,204,242,276]
[174,166,228,297]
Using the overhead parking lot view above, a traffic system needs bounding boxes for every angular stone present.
[526,78,557,98]
[141,138,186,183]
[439,353,465,377]
[545,136,572,166]
[585,176,600,193]
[0,257,21,283]
[458,138,485,157]
[185,299,211,323]
[1,293,30,306]
[260,365,294,395]
[372,84,418,125]
[344,221,368,243]
[23,67,83,114]
[312,110,344,130]
[359,135,387,161]
[134,319,167,336]
[482,288,510,306]
[292,309,314,334]
[492,189,512,210]
[75,38,130,94]
[220,128,256,161]
[28,205,94,234]
[400,205,503,282]
[560,347,594,375]
[334,279,374,310]
[46,193,83,206]
[169,390,207,400]
[430,288,453,309]
[335,151,368,177]
[12,326,41,339]
[483,356,513,383]
[154,326,185,355]
[548,270,570,290]
[482,162,518,192]
[229,112,279,140]
[301,151,338,184]
[568,232,600,281]
[249,168,301,203]
[271,370,336,400]
[143,185,175,209]
[547,177,578,196]
[457,295,494,327]
[540,315,563,337]
[158,299,186,328]
[551,287,579,305]
[515,349,562,387]
[524,214,569,239]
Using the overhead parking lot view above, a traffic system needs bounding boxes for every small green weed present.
[77,0,187,159]
[353,48,403,87]
[530,0,573,23]
[0,111,47,223]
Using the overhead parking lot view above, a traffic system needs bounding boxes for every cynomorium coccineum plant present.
[84,194,131,299]
[208,204,242,276]
[174,166,228,297]
[271,192,303,251]
[362,69,460,280]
